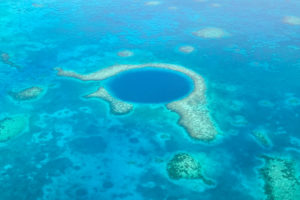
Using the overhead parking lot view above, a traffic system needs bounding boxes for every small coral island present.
[56,63,218,141]
[179,46,195,54]
[8,86,44,101]
[0,114,29,142]
[259,155,300,200]
[166,152,213,185]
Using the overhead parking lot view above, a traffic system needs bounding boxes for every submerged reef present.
[168,6,178,10]
[0,114,29,142]
[167,153,213,185]
[193,27,229,39]
[258,100,275,108]
[211,3,221,7]
[251,128,272,148]
[56,63,218,141]
[117,50,134,57]
[32,3,44,8]
[285,96,300,107]
[230,115,248,127]
[259,156,300,200]
[8,86,44,101]
[1,53,21,69]
[283,16,300,25]
[145,1,161,6]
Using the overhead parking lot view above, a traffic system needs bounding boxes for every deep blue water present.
[106,68,193,103]
[0,0,300,199]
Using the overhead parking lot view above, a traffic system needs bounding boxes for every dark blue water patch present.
[69,136,107,154]
[105,67,194,104]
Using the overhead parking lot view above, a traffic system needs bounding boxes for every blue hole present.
[105,67,194,104]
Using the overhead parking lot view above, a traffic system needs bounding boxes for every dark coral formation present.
[260,155,300,200]
[1,53,21,69]
[167,153,213,185]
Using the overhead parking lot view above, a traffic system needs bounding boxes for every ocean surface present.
[0,0,300,199]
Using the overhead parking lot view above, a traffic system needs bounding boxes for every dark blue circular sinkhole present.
[105,67,194,104]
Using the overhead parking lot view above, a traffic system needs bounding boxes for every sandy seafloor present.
[0,0,300,199]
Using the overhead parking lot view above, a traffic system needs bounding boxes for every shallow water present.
[0,0,300,200]
[106,68,193,104]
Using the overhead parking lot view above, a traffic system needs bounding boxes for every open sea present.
[0,0,300,199]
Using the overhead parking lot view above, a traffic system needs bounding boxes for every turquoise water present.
[105,68,193,104]
[0,0,300,199]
